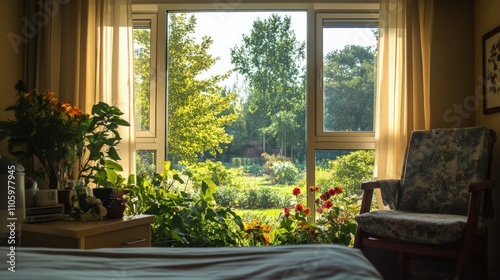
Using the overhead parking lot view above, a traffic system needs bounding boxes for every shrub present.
[329,150,374,195]
[183,160,243,187]
[261,153,289,175]
[238,187,290,209]
[131,162,245,247]
[261,153,300,185]
[213,185,240,207]
[244,164,264,176]
[268,161,300,185]
[314,167,336,193]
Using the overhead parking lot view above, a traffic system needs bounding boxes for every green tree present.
[231,14,305,159]
[323,45,376,131]
[167,14,238,164]
[133,28,151,130]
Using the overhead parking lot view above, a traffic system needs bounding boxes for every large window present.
[132,2,379,217]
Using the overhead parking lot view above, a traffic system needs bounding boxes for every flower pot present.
[106,205,126,219]
[93,188,114,206]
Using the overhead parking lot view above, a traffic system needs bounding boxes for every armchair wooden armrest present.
[468,180,494,193]
[359,179,400,214]
[361,180,381,190]
[467,180,495,221]
[359,181,378,214]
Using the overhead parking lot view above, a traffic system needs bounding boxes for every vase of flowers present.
[0,81,88,189]
[0,81,130,192]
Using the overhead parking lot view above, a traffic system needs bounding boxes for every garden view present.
[131,11,377,247]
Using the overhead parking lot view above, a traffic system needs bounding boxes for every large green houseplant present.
[77,101,130,188]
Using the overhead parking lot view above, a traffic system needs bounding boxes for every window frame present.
[132,1,379,213]
[133,5,165,174]
[314,12,377,146]
[133,13,158,139]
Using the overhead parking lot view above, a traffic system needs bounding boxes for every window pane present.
[136,150,157,177]
[314,149,374,196]
[166,11,306,221]
[322,26,377,132]
[133,23,152,131]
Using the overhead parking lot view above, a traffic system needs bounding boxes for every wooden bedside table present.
[21,214,154,249]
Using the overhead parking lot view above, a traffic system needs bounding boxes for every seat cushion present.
[355,210,467,244]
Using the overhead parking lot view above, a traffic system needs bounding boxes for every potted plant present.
[0,81,88,189]
[105,191,128,219]
[76,101,130,207]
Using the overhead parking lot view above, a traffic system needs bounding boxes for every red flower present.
[295,203,304,212]
[309,186,319,192]
[320,193,330,201]
[316,207,324,214]
[284,207,290,217]
[328,188,336,196]
[292,187,301,196]
[334,186,344,194]
[303,208,311,215]
[324,201,333,209]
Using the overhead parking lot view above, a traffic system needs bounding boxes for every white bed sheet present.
[0,244,382,280]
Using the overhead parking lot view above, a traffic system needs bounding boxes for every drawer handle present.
[122,239,146,246]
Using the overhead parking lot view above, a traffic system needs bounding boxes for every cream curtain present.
[31,0,135,179]
[374,0,433,181]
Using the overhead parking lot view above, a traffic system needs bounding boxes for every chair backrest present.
[397,127,496,215]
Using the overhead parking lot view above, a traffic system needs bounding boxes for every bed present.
[1,244,382,279]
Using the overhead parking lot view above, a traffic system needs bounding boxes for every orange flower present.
[44,91,55,100]
[261,224,272,232]
[299,221,309,230]
[303,208,310,215]
[309,185,319,192]
[262,233,271,245]
[334,186,344,194]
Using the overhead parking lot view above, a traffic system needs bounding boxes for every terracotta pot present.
[57,188,74,214]
[106,205,126,219]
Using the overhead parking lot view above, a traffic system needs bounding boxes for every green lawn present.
[231,176,304,225]
[234,208,283,226]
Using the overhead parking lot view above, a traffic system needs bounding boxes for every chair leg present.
[397,251,405,280]
[473,234,488,280]
[353,227,364,249]
[456,244,472,280]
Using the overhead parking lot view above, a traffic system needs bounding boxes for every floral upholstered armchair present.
[354,127,496,280]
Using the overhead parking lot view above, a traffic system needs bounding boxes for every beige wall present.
[475,1,500,279]
[0,0,23,157]
[430,0,475,129]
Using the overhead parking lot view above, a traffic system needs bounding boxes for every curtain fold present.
[31,0,135,179]
[374,0,433,181]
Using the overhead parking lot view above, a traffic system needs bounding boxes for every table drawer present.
[84,224,150,249]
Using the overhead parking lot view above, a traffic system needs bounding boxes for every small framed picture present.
[483,26,500,114]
